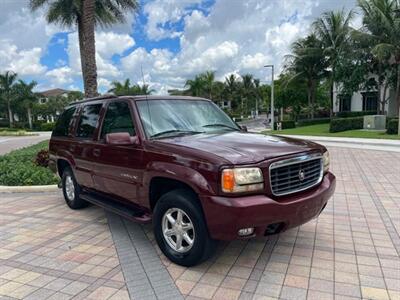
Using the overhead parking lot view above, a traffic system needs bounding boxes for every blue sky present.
[0,0,358,94]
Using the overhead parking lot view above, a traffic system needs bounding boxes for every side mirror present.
[241,125,248,132]
[105,132,139,145]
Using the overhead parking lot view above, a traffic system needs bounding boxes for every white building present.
[333,79,398,117]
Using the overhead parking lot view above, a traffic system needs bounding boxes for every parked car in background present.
[49,95,335,266]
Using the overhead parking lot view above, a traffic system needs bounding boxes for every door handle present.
[69,145,75,152]
[93,148,101,157]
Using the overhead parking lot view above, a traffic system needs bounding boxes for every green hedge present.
[0,141,59,186]
[335,111,376,118]
[40,122,56,131]
[330,117,364,133]
[387,119,399,135]
[297,118,331,127]
[274,120,296,130]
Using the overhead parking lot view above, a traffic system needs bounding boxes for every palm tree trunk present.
[7,95,13,128]
[311,80,316,119]
[330,82,334,118]
[27,107,32,130]
[78,0,98,98]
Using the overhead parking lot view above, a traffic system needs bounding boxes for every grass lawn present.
[0,141,59,186]
[265,123,400,140]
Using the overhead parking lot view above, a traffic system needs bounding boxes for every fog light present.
[238,227,254,236]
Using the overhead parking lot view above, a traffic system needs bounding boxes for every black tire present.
[61,167,87,209]
[153,189,217,267]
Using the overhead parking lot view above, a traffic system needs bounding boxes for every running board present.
[80,192,151,223]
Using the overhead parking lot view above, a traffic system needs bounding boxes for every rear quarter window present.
[52,106,77,137]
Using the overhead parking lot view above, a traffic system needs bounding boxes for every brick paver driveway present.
[0,146,399,300]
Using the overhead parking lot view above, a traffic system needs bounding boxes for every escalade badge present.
[298,170,305,181]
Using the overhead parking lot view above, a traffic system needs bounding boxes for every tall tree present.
[14,80,38,130]
[0,71,18,127]
[285,34,327,119]
[241,74,255,114]
[109,79,132,95]
[358,0,400,133]
[313,9,354,117]
[200,71,215,99]
[30,0,139,98]
[185,76,205,97]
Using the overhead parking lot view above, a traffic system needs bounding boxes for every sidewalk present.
[277,134,400,152]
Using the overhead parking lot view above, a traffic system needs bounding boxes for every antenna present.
[141,64,153,136]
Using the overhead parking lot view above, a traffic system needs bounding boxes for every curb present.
[0,185,59,193]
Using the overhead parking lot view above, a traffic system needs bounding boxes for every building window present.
[362,92,378,112]
[339,94,351,112]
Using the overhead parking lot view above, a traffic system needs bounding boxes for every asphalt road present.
[0,132,51,155]
[238,115,270,132]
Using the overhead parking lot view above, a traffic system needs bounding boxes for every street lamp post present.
[264,65,274,130]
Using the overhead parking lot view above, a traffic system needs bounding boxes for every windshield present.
[136,99,240,138]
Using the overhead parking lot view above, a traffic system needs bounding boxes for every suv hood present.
[157,131,325,165]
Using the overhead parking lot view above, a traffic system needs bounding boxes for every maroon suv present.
[49,95,335,266]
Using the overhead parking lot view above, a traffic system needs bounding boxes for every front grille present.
[270,154,323,196]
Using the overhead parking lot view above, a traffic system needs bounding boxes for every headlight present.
[323,151,330,173]
[221,167,264,193]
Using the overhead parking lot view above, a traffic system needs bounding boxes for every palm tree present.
[285,34,327,119]
[358,0,400,134]
[108,79,132,96]
[0,71,18,127]
[185,76,204,97]
[200,71,215,99]
[225,75,237,99]
[138,84,155,95]
[14,80,38,130]
[241,74,255,114]
[313,9,354,117]
[30,0,139,98]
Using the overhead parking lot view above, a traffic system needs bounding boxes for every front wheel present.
[153,189,217,267]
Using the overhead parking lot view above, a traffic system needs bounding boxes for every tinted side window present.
[52,107,76,137]
[101,101,135,138]
[76,104,102,138]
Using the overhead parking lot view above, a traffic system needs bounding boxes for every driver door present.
[92,100,144,204]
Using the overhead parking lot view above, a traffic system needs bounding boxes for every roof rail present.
[73,94,117,104]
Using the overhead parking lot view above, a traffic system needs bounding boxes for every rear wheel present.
[153,189,217,266]
[61,167,87,209]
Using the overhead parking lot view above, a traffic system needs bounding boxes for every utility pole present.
[264,65,274,130]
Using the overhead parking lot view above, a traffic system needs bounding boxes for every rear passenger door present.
[73,102,104,189]
[92,100,144,204]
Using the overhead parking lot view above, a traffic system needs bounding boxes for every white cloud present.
[143,0,203,40]
[241,53,270,70]
[45,66,74,85]
[96,31,135,58]
[0,41,46,75]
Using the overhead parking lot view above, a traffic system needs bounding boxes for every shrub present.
[274,120,296,130]
[33,120,46,131]
[297,118,331,127]
[40,122,55,131]
[0,119,9,127]
[0,141,58,186]
[335,111,376,118]
[35,149,50,168]
[387,119,399,135]
[330,117,364,133]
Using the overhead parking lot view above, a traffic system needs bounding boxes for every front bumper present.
[200,172,336,240]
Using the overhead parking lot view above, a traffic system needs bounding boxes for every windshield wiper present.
[151,130,204,139]
[202,123,239,131]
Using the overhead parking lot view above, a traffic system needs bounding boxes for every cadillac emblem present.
[298,169,305,181]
